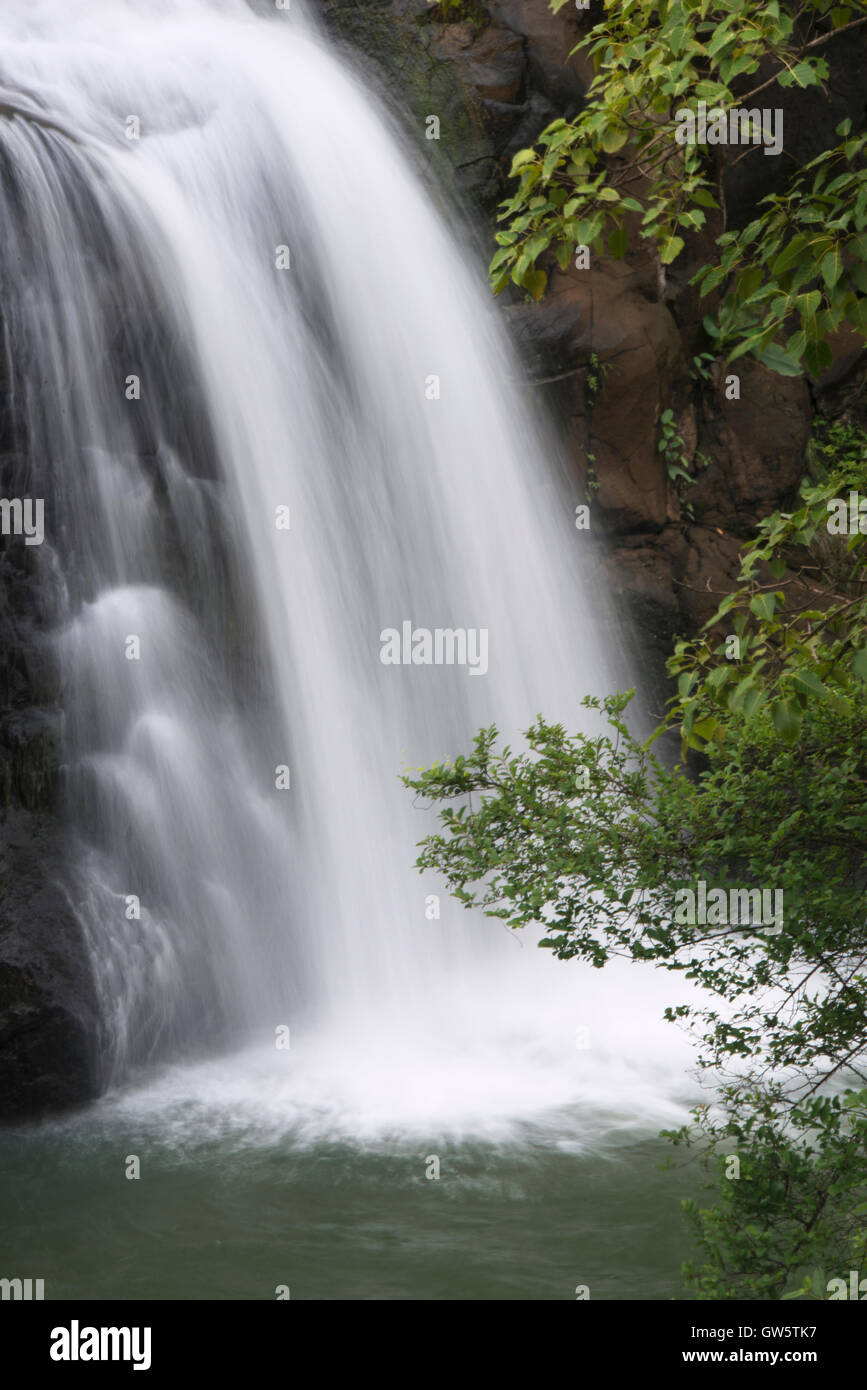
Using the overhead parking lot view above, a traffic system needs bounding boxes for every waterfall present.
[0,0,694,1144]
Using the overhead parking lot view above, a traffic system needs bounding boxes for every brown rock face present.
[486,0,591,105]
[507,264,689,532]
[506,257,813,649]
[692,360,811,530]
[430,21,525,104]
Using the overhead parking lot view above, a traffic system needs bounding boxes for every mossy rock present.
[316,0,500,205]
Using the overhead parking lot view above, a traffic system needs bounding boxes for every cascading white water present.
[0,0,696,1144]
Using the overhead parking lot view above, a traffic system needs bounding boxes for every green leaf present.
[706,24,735,57]
[804,339,833,376]
[601,126,629,153]
[771,235,809,277]
[706,666,731,692]
[509,148,537,177]
[741,687,765,719]
[660,234,686,265]
[789,669,830,701]
[758,343,803,377]
[796,290,822,319]
[728,676,757,713]
[749,593,777,621]
[608,226,629,259]
[771,697,802,743]
[737,267,764,301]
[821,247,843,289]
[784,60,821,89]
[522,268,548,301]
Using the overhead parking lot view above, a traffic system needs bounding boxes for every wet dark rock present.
[0,448,103,1121]
[0,808,102,1121]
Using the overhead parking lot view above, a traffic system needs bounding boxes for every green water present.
[0,1117,693,1300]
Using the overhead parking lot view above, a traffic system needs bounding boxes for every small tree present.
[402,421,867,1298]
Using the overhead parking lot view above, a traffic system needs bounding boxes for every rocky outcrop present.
[505,257,812,648]
[507,262,688,533]
[0,809,102,1120]
[314,0,592,206]
[0,494,103,1120]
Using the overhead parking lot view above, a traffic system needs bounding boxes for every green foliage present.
[402,418,867,1299]
[668,1088,867,1300]
[489,0,867,373]
[584,452,599,503]
[691,351,716,382]
[427,0,488,25]
[665,418,867,756]
[658,408,695,512]
[693,127,867,376]
[585,351,608,407]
